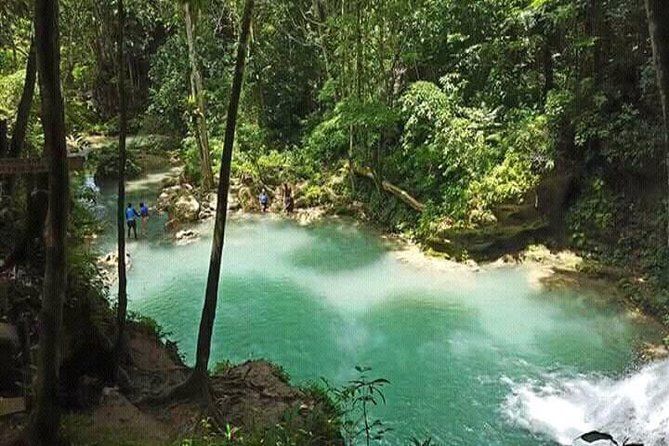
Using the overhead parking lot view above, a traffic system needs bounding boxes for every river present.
[93,173,668,445]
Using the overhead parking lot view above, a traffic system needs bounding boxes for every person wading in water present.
[140,202,149,236]
[126,203,141,239]
[259,188,269,212]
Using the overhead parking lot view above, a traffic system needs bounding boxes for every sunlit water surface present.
[94,176,667,445]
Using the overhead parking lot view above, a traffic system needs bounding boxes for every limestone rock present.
[173,194,201,222]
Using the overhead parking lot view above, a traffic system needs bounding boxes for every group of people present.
[259,183,294,214]
[125,202,149,239]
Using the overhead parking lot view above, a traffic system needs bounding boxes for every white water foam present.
[503,359,669,445]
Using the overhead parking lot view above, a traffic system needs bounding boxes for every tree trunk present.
[645,0,669,248]
[354,166,425,212]
[7,38,38,195]
[348,125,356,194]
[183,2,214,190]
[114,0,128,381]
[588,0,601,85]
[542,34,554,101]
[9,39,37,159]
[0,120,7,158]
[190,0,254,386]
[28,0,69,442]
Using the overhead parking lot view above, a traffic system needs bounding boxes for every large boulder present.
[173,194,201,222]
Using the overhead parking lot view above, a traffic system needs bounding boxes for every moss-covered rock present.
[426,219,551,260]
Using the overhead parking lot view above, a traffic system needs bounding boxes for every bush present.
[90,142,142,181]
[567,178,619,253]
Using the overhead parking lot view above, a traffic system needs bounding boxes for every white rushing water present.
[503,359,669,445]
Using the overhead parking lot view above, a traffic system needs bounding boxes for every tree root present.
[135,370,212,407]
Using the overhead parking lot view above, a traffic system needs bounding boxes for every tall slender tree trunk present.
[10,39,37,159]
[7,39,38,194]
[542,34,554,102]
[28,0,69,443]
[114,0,128,379]
[645,0,669,248]
[183,2,214,190]
[190,0,254,387]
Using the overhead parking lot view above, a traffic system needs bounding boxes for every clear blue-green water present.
[94,175,665,445]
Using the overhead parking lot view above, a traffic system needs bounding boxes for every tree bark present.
[28,0,69,443]
[0,120,7,158]
[191,0,254,383]
[645,0,669,247]
[9,39,37,159]
[114,0,128,381]
[542,34,554,101]
[183,2,214,190]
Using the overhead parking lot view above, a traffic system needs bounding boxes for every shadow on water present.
[286,221,388,273]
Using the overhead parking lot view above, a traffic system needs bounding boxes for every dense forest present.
[1,0,669,445]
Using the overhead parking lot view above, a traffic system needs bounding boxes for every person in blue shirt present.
[139,202,149,236]
[259,189,269,212]
[125,203,140,239]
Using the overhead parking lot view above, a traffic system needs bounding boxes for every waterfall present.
[503,359,669,445]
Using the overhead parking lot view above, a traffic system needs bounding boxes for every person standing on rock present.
[259,189,269,213]
[139,202,150,236]
[125,203,141,239]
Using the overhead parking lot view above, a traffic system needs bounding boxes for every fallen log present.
[354,166,426,212]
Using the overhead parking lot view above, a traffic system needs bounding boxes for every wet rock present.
[161,176,179,188]
[198,208,214,220]
[97,252,132,286]
[639,342,669,361]
[227,194,240,212]
[98,252,132,271]
[293,207,328,226]
[520,244,583,271]
[464,259,480,272]
[490,254,518,268]
[175,229,199,245]
[173,194,201,222]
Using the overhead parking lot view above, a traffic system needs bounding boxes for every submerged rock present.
[175,229,199,245]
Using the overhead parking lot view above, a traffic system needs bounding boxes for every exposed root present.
[135,370,211,407]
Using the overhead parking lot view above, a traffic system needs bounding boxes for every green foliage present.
[396,81,551,224]
[304,114,349,163]
[0,69,25,120]
[323,366,391,446]
[182,135,224,184]
[567,178,618,253]
[127,311,173,340]
[89,141,142,180]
